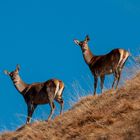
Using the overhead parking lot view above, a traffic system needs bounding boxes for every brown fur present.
[74,35,129,95]
[4,65,65,124]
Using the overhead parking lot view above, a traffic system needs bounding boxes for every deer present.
[4,65,65,124]
[74,35,129,95]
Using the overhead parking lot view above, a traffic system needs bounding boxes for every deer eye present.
[10,73,13,76]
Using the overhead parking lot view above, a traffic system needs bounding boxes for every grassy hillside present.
[1,73,140,140]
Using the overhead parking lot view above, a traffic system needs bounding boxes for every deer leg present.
[60,99,64,115]
[47,102,55,121]
[94,76,98,96]
[55,98,64,115]
[26,103,37,124]
[100,75,105,93]
[115,69,122,89]
[112,72,118,89]
[60,102,64,115]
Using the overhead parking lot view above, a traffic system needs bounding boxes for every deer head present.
[74,35,90,51]
[4,64,20,79]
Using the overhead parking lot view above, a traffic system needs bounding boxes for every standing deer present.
[74,35,129,95]
[4,65,64,124]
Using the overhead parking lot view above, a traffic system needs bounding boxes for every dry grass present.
[1,72,140,140]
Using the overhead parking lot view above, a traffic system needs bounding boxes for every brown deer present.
[74,35,129,95]
[4,65,64,124]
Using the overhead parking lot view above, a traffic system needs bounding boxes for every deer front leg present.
[47,102,55,121]
[26,103,37,124]
[94,76,98,96]
[100,75,105,93]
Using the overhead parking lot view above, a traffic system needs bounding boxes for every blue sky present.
[0,0,140,131]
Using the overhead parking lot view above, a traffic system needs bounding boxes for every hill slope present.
[1,73,140,140]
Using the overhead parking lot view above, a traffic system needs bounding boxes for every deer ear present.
[74,39,80,45]
[16,64,20,71]
[4,70,10,75]
[85,35,90,42]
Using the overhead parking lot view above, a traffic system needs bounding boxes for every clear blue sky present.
[0,0,140,131]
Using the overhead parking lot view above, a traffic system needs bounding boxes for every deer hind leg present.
[115,55,129,89]
[55,98,64,115]
[116,52,129,89]
[100,75,105,93]
[118,51,129,69]
[112,68,122,89]
[60,99,64,115]
[55,82,64,115]
[112,71,118,89]
[115,51,129,89]
[115,53,129,89]
[26,103,37,124]
[115,68,122,89]
[94,76,98,96]
[47,102,55,121]
[55,89,64,115]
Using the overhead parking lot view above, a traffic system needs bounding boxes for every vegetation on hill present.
[1,71,140,140]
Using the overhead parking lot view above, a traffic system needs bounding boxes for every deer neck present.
[82,45,94,65]
[12,74,28,95]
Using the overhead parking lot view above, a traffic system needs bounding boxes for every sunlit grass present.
[1,50,140,135]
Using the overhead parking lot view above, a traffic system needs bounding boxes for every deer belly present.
[92,66,115,76]
[104,67,115,74]
[33,92,50,104]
